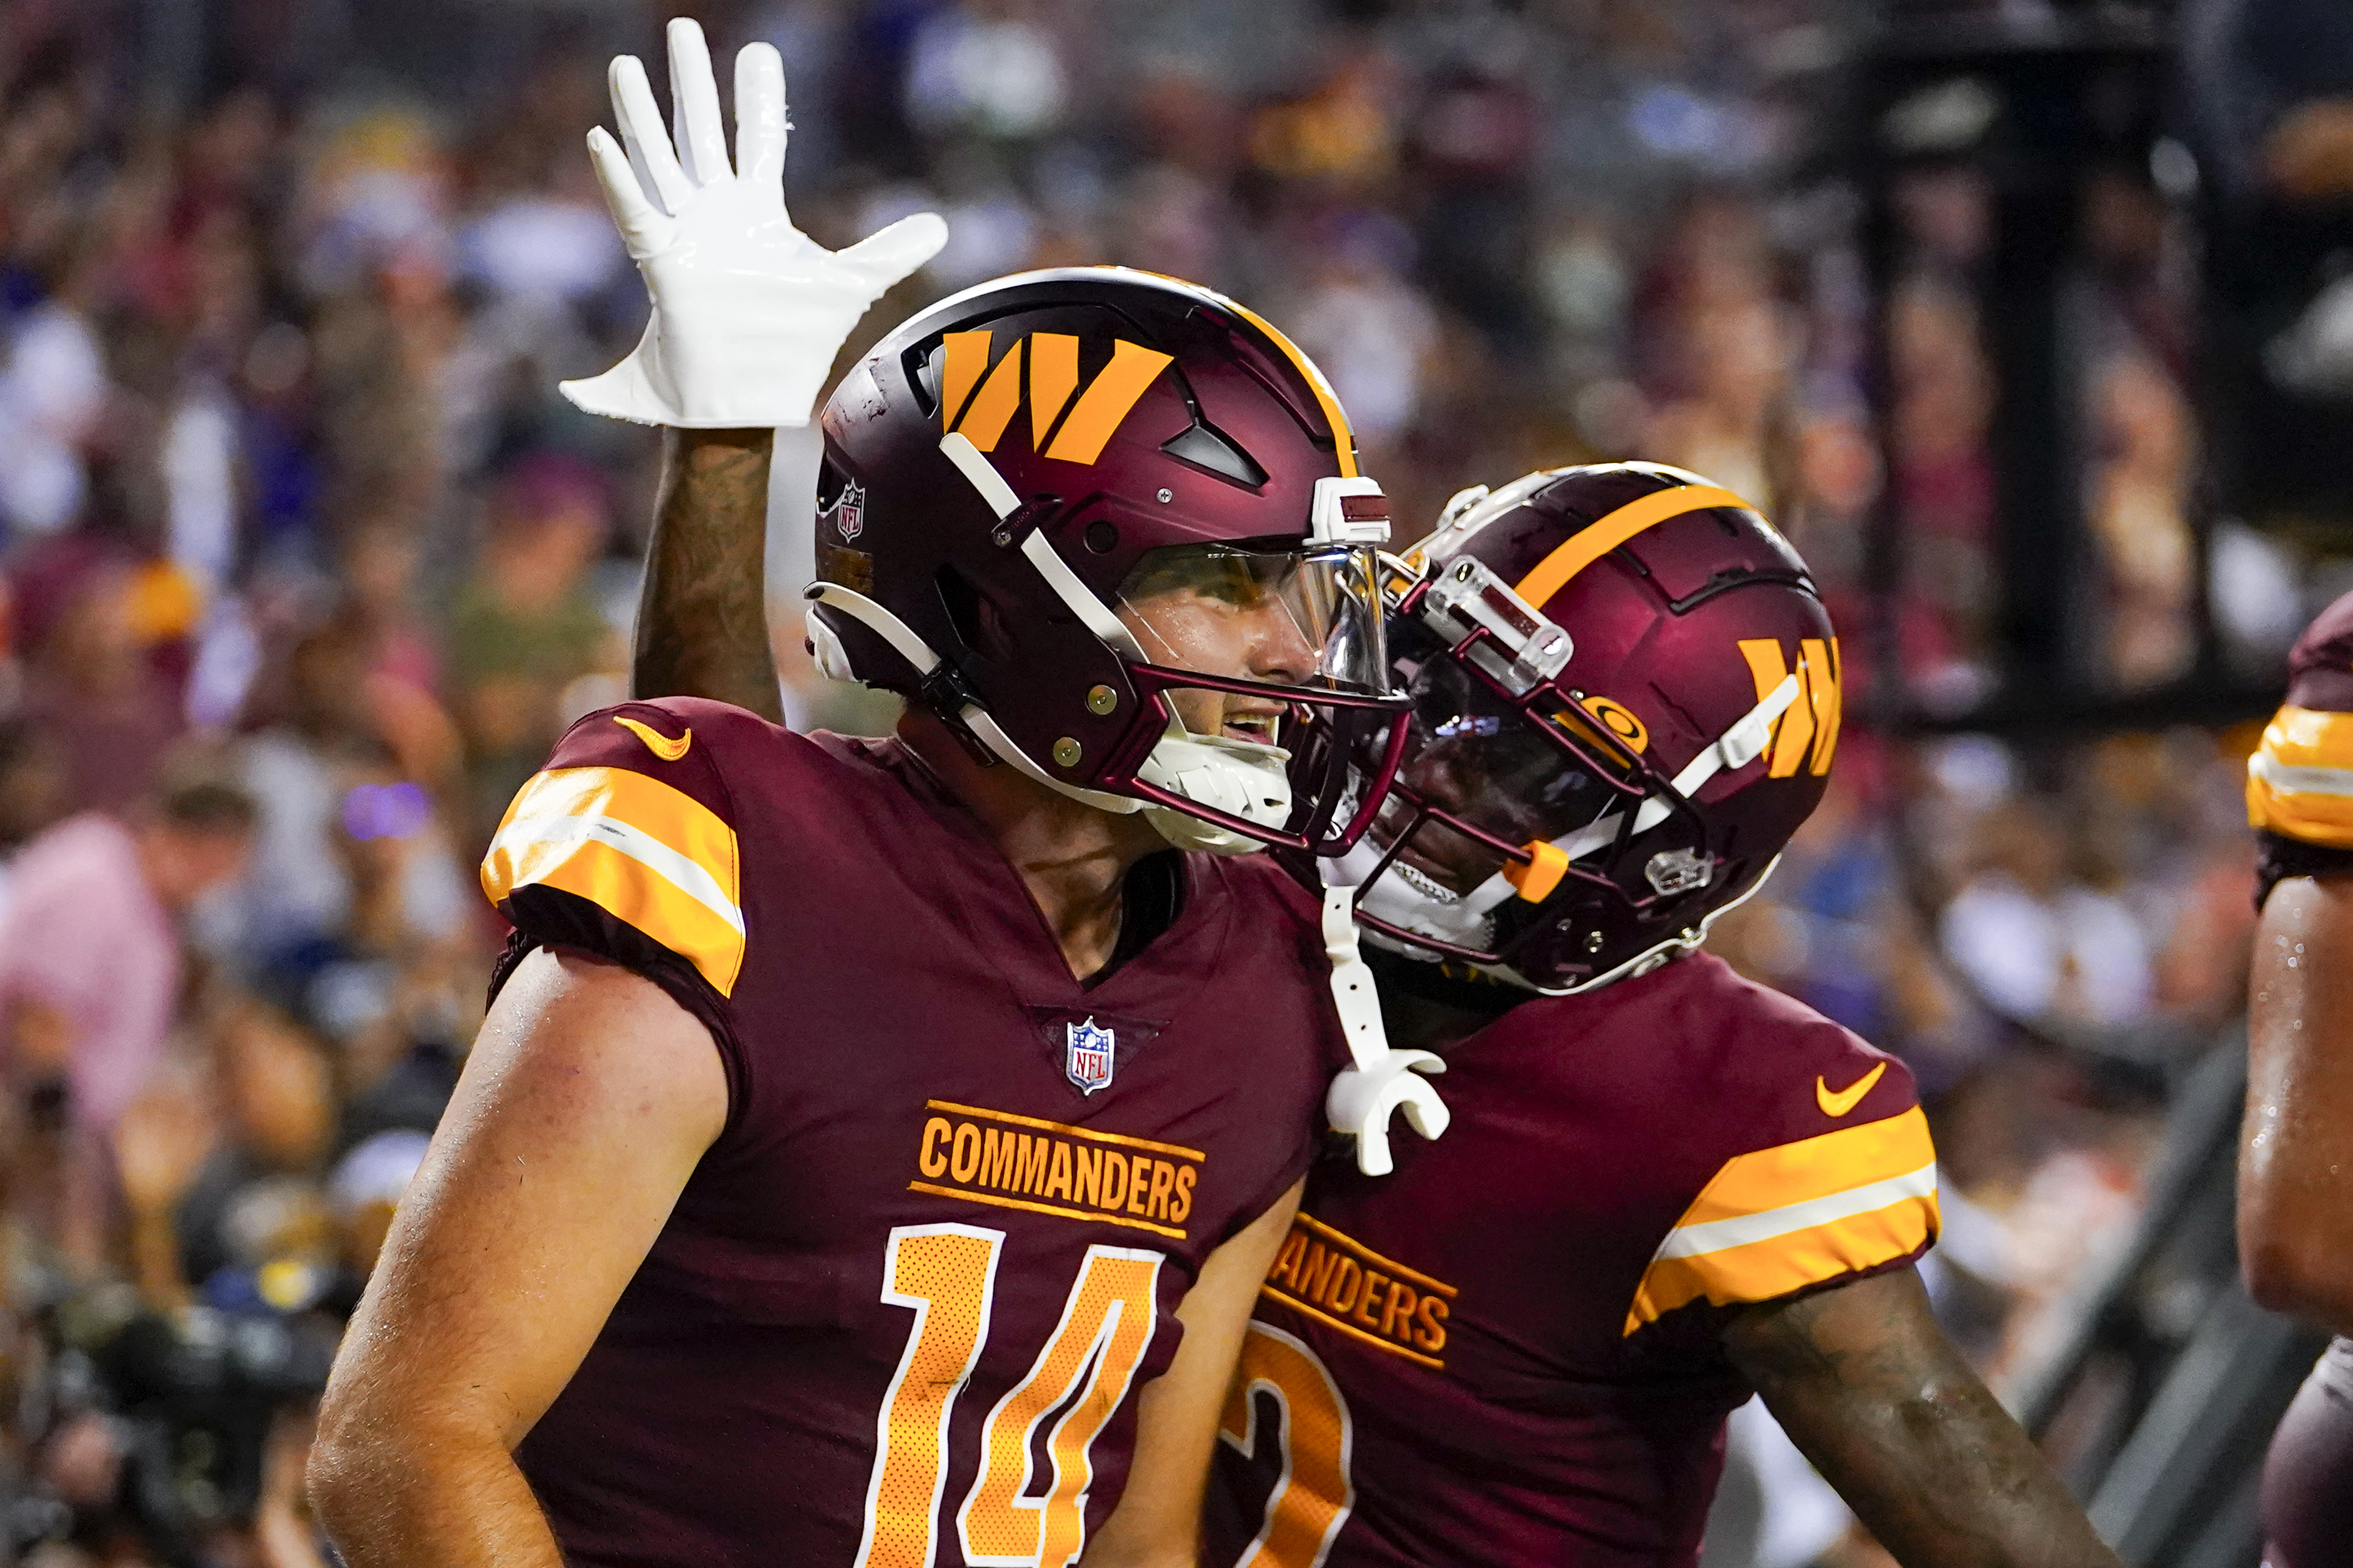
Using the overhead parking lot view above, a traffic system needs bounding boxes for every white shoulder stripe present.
[2250,750,2353,799]
[490,811,746,934]
[1652,1160,1938,1263]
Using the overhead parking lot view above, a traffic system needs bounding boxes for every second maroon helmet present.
[808,267,1409,856]
[1323,462,1841,992]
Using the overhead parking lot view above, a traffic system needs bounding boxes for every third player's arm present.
[1081,1177,1305,1568]
[2241,875,2353,1337]
[1723,1266,2121,1568]
[632,426,785,721]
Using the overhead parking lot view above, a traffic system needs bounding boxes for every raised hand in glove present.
[563,18,948,429]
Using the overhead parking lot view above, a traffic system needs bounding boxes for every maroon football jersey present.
[1204,950,1938,1568]
[477,697,1345,1568]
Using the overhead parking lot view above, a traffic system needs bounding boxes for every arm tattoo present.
[632,428,786,722]
[1723,1268,2120,1568]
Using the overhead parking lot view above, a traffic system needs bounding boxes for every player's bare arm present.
[306,949,728,1568]
[633,427,784,720]
[1724,1266,2122,1568]
[1084,1180,1305,1568]
[2241,874,2353,1335]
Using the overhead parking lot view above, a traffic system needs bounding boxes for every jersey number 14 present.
[854,1223,1162,1568]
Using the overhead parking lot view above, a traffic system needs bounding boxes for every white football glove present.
[562,18,948,429]
[1320,885,1449,1177]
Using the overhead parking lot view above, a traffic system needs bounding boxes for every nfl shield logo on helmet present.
[1065,1017,1116,1095]
[833,480,866,541]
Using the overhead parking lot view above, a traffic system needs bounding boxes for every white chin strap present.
[1322,837,1500,950]
[1320,883,1449,1176]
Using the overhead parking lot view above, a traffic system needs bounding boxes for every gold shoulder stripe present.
[1623,1106,1940,1335]
[2249,707,2353,848]
[1624,1183,1938,1334]
[1677,1105,1933,1228]
[482,766,744,995]
[1514,485,1753,611]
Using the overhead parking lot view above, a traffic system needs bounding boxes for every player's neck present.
[897,707,1169,982]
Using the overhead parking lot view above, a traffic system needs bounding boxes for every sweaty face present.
[1372,653,1613,894]
[1114,544,1375,747]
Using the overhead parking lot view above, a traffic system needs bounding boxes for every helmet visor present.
[1371,651,1624,893]
[1113,542,1392,745]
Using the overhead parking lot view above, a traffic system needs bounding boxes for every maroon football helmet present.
[806,266,1410,856]
[1321,462,1842,991]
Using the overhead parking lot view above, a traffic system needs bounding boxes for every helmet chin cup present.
[1138,730,1293,856]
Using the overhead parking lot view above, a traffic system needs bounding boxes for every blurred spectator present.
[1285,214,1436,460]
[445,451,613,836]
[11,543,194,814]
[0,760,255,1138]
[1940,800,2154,1029]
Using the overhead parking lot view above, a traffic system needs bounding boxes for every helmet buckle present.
[1420,555,1573,696]
[1644,848,1713,897]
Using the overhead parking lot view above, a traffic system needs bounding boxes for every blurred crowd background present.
[0,0,2336,1563]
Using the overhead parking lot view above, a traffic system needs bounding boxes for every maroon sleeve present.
[480,698,756,1128]
[1624,969,1938,1338]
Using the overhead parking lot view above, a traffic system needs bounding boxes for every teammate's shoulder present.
[2251,593,2353,860]
[1574,950,1920,1148]
[541,697,787,782]
[2288,587,2353,710]
[1620,954,1937,1336]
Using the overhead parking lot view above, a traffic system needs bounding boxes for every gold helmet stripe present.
[1217,298,1362,479]
[1513,484,1753,611]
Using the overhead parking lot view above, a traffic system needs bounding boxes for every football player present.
[1200,465,2123,1567]
[2239,591,2353,1568]
[308,23,1442,1568]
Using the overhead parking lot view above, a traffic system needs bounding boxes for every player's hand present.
[562,18,948,429]
[1320,885,1450,1177]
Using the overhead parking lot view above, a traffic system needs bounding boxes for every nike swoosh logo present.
[614,715,692,762]
[1816,1062,1888,1118]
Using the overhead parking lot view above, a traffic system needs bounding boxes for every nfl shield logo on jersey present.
[834,480,866,541]
[1065,1017,1116,1095]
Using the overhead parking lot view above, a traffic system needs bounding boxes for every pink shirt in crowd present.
[0,813,177,1130]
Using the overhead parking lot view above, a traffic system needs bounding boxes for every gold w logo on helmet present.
[937,330,1175,465]
[1737,638,1841,777]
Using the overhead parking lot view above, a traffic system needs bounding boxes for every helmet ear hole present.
[816,458,854,517]
[934,565,1020,666]
[903,342,945,419]
[1159,421,1268,488]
